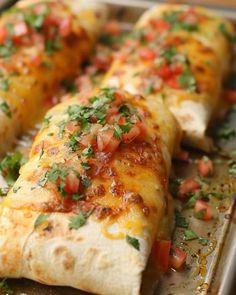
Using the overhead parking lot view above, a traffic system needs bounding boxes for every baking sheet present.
[0,1,236,294]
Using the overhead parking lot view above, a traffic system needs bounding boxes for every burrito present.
[103,4,235,151]
[0,88,180,295]
[0,0,106,155]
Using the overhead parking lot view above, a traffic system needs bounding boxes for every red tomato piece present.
[59,17,72,37]
[194,200,213,221]
[171,63,183,75]
[179,178,200,198]
[97,128,120,153]
[166,77,181,89]
[197,157,213,177]
[0,27,7,44]
[139,48,156,60]
[152,240,171,271]
[157,64,172,79]
[64,172,80,194]
[150,19,171,32]
[169,246,187,270]
[223,90,236,104]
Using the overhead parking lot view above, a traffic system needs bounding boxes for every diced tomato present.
[166,77,181,89]
[64,172,80,194]
[44,15,59,27]
[139,48,156,60]
[171,64,183,75]
[118,116,126,125]
[106,107,119,123]
[177,149,189,162]
[179,9,198,24]
[13,22,29,37]
[152,240,171,272]
[197,156,213,177]
[0,27,7,44]
[179,178,200,198]
[97,128,120,153]
[104,21,121,36]
[223,90,236,104]
[122,125,141,143]
[194,200,213,221]
[59,17,72,37]
[150,19,171,32]
[80,124,101,147]
[169,246,187,270]
[157,64,172,79]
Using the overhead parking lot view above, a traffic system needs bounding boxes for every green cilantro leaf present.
[0,151,27,186]
[68,211,87,230]
[0,101,11,118]
[175,210,188,228]
[184,229,198,241]
[34,213,50,229]
[126,235,140,250]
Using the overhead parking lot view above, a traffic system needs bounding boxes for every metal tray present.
[1,1,236,294]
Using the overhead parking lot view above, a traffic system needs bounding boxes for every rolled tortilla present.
[0,88,180,295]
[0,0,106,155]
[103,4,235,151]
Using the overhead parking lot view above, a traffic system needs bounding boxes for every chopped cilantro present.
[57,120,67,139]
[177,68,196,91]
[185,192,199,208]
[126,235,140,250]
[42,115,52,129]
[34,213,50,229]
[45,39,61,55]
[113,124,123,139]
[0,151,27,186]
[184,229,198,241]
[81,162,90,170]
[194,210,206,220]
[175,210,188,228]
[65,131,81,152]
[0,101,11,118]
[198,237,209,246]
[72,193,84,201]
[215,124,235,141]
[68,211,88,229]
[82,145,94,158]
[163,11,198,31]
[219,23,236,43]
[0,78,10,91]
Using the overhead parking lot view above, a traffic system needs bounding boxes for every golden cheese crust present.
[0,88,180,294]
[0,0,106,155]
